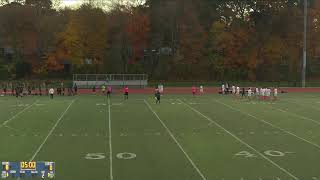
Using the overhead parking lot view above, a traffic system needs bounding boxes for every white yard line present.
[0,100,38,128]
[3,125,24,133]
[274,100,320,125]
[275,108,320,125]
[107,98,114,180]
[178,99,299,180]
[143,99,207,180]
[28,99,76,161]
[213,99,320,151]
[16,99,76,180]
[284,99,320,111]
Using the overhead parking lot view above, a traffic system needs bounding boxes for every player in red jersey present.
[107,86,112,98]
[124,86,129,100]
[192,86,196,96]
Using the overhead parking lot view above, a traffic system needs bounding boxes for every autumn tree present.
[125,8,150,64]
[58,4,108,73]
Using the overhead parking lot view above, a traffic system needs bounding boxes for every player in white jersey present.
[247,88,252,100]
[199,85,204,94]
[236,86,240,97]
[49,88,54,99]
[259,88,262,99]
[255,87,259,99]
[273,88,278,101]
[266,88,271,100]
[232,85,236,95]
[260,88,265,100]
[265,88,271,100]
[222,84,225,94]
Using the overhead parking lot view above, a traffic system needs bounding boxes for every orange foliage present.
[46,53,64,71]
[125,11,150,62]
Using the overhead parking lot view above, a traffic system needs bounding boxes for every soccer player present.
[266,88,271,101]
[61,82,65,96]
[31,84,36,95]
[92,86,96,94]
[199,85,204,94]
[19,84,23,97]
[255,87,259,99]
[68,83,74,96]
[273,88,278,101]
[155,88,161,104]
[49,88,54,99]
[192,86,196,96]
[124,86,129,100]
[11,83,15,96]
[107,86,112,98]
[57,87,61,96]
[232,85,236,95]
[247,88,252,101]
[27,85,31,96]
[74,83,78,95]
[241,87,246,98]
[225,83,229,94]
[101,85,106,95]
[62,86,65,96]
[38,84,42,96]
[17,84,23,97]
[263,88,267,100]
[15,86,19,98]
[2,83,7,96]
[221,84,225,94]
[260,88,264,100]
[236,86,240,97]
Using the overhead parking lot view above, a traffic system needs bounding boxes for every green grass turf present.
[0,93,320,180]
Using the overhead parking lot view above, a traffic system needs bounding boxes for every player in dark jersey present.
[38,84,42,96]
[74,83,78,95]
[2,83,7,95]
[107,86,112,98]
[241,87,246,98]
[11,84,15,96]
[155,89,161,104]
[15,86,19,98]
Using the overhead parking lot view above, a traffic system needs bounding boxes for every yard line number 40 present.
[235,150,295,158]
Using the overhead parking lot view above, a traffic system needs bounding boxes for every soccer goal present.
[72,74,148,88]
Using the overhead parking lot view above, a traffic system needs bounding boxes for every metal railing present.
[72,74,148,88]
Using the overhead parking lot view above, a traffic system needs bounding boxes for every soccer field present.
[1,93,320,180]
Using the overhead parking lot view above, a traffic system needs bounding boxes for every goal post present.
[72,74,148,88]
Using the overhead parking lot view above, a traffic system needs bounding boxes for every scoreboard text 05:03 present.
[1,161,55,179]
[20,162,36,170]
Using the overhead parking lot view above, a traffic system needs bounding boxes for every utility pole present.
[302,0,307,88]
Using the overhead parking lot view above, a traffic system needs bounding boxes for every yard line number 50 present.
[85,152,137,160]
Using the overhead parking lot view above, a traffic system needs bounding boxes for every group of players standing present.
[1,82,46,97]
[0,81,78,98]
[94,85,129,100]
[2,81,279,102]
[222,84,278,101]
